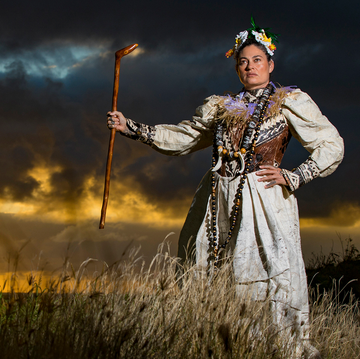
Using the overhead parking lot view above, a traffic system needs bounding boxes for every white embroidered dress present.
[121,88,344,339]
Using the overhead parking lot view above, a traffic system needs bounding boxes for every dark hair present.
[235,38,272,62]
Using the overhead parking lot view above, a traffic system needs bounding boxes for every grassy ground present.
[0,243,359,358]
[306,238,360,302]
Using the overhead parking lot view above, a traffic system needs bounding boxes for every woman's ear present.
[235,63,240,77]
[269,59,274,74]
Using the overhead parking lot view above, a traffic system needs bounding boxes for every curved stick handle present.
[99,43,138,229]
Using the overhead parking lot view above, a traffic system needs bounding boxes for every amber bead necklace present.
[210,83,274,268]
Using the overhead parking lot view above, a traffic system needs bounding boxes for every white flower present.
[234,30,248,51]
[251,30,260,42]
[251,30,274,56]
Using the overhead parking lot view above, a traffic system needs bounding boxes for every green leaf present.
[246,17,280,43]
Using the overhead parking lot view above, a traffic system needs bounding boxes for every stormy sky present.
[0,0,359,279]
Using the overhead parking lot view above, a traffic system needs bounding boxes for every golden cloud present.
[6,160,358,238]
[0,162,190,229]
[300,202,360,228]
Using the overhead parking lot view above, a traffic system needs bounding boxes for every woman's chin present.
[243,80,269,90]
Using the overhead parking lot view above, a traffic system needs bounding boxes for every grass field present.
[0,242,359,358]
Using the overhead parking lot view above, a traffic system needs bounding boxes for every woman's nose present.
[246,61,253,70]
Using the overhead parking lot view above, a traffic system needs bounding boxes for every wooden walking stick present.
[99,43,138,229]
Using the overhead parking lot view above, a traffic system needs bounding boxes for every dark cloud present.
[1,1,358,48]
[0,0,359,270]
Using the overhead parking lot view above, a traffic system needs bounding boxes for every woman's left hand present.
[255,165,287,189]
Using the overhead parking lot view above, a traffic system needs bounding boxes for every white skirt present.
[178,170,309,314]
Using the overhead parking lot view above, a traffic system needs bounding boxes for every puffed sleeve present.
[120,95,220,156]
[280,89,344,191]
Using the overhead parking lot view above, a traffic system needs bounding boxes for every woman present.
[107,20,343,357]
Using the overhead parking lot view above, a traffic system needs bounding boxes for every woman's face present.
[236,44,274,90]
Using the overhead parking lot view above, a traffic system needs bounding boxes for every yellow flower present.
[225,49,234,58]
[269,44,276,51]
[260,33,271,44]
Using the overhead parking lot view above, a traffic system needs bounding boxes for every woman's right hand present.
[107,111,127,133]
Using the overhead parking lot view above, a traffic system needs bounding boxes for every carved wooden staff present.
[99,43,138,229]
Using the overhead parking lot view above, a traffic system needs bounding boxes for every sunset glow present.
[0,2,358,279]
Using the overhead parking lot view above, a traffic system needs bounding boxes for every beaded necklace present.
[210,83,275,267]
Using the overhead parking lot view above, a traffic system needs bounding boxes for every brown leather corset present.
[219,116,292,176]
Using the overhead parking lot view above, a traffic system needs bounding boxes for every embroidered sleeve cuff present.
[282,158,320,191]
[120,118,156,146]
[281,169,299,192]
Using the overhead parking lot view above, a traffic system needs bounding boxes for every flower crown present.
[226,17,280,58]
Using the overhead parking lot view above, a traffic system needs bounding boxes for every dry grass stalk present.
[0,242,359,358]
